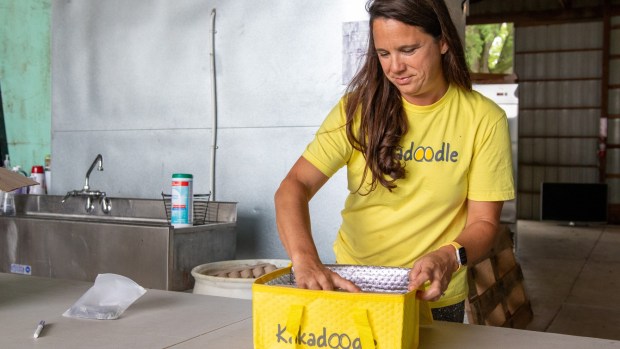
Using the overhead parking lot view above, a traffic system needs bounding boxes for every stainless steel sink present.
[18,193,169,224]
[0,194,237,291]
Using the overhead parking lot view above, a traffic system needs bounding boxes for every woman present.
[274,0,514,322]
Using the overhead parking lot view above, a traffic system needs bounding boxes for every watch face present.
[458,247,467,265]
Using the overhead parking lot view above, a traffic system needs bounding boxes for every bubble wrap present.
[265,264,410,294]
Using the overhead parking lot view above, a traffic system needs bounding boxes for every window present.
[465,23,514,75]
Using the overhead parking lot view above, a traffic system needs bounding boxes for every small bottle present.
[3,154,10,168]
[29,166,46,195]
[44,154,51,193]
[44,154,51,169]
[170,173,193,227]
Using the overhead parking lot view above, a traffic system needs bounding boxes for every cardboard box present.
[0,167,38,192]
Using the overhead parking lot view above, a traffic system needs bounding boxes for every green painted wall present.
[0,0,51,174]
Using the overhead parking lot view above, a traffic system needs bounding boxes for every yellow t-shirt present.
[302,84,515,307]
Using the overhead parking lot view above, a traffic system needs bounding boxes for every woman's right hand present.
[275,157,360,292]
[292,261,361,292]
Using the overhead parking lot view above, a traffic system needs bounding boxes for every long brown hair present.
[344,0,471,193]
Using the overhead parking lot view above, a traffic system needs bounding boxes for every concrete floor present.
[516,220,620,341]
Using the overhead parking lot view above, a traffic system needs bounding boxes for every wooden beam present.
[558,0,573,9]
[467,6,612,25]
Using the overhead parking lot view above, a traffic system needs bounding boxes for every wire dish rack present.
[161,192,211,226]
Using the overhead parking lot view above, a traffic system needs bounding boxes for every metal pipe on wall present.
[209,8,218,201]
[0,81,8,163]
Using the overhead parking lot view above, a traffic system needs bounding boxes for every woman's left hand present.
[407,246,458,301]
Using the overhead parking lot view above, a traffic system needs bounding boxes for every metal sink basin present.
[17,194,171,224]
[0,194,237,291]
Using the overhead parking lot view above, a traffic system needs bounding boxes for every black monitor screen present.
[540,182,608,223]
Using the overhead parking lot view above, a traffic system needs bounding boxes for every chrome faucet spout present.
[61,190,77,203]
[84,154,104,191]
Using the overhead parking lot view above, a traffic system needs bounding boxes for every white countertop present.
[2,273,619,349]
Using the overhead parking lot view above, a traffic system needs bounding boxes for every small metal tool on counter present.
[33,320,45,338]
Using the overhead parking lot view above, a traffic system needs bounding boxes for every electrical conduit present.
[209,9,217,201]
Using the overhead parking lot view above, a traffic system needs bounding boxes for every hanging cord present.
[209,8,218,201]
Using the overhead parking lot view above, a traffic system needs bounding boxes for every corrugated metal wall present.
[515,22,603,219]
[469,0,611,14]
[607,15,620,216]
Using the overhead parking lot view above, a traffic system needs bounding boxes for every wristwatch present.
[447,242,467,270]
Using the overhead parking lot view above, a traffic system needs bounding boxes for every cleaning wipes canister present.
[171,173,193,227]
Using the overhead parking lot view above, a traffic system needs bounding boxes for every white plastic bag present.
[63,273,147,320]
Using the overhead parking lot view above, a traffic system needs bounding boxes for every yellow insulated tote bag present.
[252,265,432,349]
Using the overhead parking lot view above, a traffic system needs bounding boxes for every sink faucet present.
[84,154,103,191]
[61,154,112,214]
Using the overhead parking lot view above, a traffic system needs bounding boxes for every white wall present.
[51,0,465,262]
